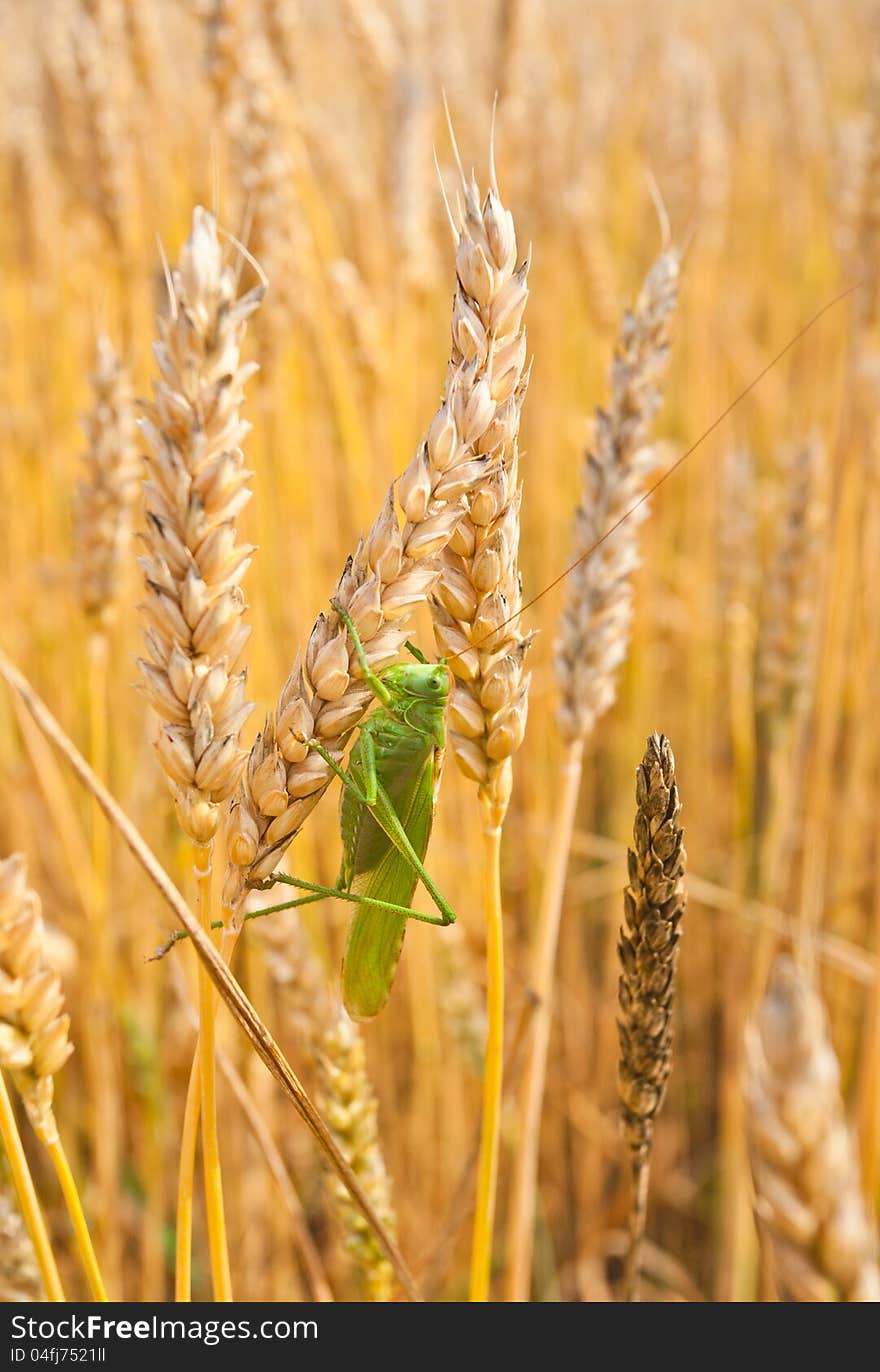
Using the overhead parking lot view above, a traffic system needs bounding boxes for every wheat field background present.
[0,0,878,1303]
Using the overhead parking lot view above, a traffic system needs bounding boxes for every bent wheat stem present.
[470,812,504,1302]
[0,1072,64,1301]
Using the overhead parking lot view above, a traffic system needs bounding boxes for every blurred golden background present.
[0,0,878,1303]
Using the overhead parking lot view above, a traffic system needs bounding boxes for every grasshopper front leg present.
[269,734,457,928]
[250,873,454,927]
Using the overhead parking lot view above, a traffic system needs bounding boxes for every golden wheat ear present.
[746,955,880,1302]
[225,156,530,907]
[138,205,263,846]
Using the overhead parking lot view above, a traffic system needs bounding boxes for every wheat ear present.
[224,156,529,909]
[316,1010,398,1302]
[746,956,880,1301]
[419,151,531,1300]
[506,247,680,1301]
[74,332,139,629]
[138,205,263,1301]
[0,853,106,1300]
[0,1185,43,1301]
[617,734,687,1300]
[751,435,826,945]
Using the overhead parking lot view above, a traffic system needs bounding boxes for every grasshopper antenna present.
[445,281,861,661]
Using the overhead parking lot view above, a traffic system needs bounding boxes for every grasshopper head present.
[382,661,450,744]
[383,661,450,702]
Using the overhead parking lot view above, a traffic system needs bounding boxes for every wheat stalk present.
[746,955,880,1301]
[421,151,531,1296]
[506,245,680,1301]
[138,204,264,1301]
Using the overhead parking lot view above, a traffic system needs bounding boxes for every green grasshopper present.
[251,601,457,1022]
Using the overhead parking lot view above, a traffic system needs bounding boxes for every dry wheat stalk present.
[74,333,140,628]
[746,955,880,1301]
[755,435,825,723]
[224,160,529,904]
[316,1008,397,1302]
[507,237,681,1304]
[618,733,686,1300]
[0,855,73,1147]
[555,249,680,742]
[136,206,263,845]
[0,1185,42,1301]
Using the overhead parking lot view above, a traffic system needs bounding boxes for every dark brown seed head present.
[618,733,686,1158]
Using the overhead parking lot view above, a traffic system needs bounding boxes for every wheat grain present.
[618,733,686,1299]
[74,333,139,628]
[316,1008,397,1302]
[555,248,680,743]
[0,854,73,1147]
[137,206,263,844]
[428,158,531,825]
[618,734,686,1155]
[746,955,880,1301]
[0,1185,42,1301]
[755,434,826,722]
